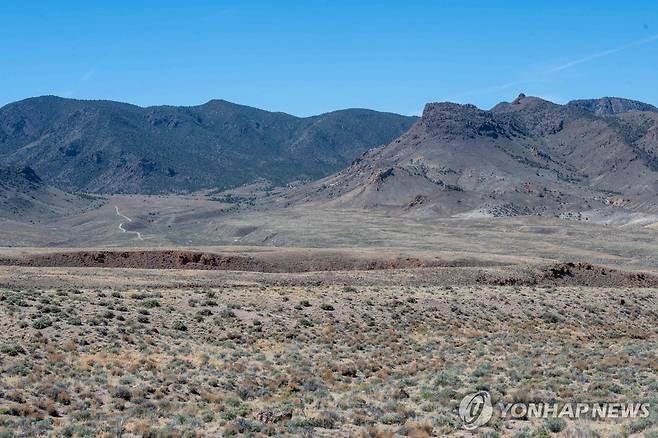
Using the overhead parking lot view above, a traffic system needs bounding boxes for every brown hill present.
[277,94,658,220]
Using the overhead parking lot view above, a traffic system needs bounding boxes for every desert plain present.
[1,195,658,438]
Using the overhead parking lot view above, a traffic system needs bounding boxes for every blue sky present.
[1,0,657,116]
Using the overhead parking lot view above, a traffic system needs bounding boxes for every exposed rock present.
[568,97,658,116]
[279,95,658,218]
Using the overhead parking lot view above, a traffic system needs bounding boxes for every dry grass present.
[0,284,657,437]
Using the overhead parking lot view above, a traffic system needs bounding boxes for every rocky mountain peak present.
[567,97,658,116]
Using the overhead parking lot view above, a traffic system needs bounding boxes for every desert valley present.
[1,92,658,437]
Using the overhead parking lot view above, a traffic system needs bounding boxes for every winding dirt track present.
[115,206,144,240]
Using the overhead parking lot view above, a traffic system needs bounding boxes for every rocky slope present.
[567,97,658,116]
[0,166,100,220]
[0,96,416,194]
[277,94,658,220]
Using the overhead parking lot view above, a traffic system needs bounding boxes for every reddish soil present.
[0,250,506,273]
[1,251,657,287]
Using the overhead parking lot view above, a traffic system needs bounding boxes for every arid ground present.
[1,274,658,437]
[1,198,658,437]
[0,222,657,438]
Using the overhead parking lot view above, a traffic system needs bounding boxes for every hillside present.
[0,166,100,220]
[0,96,416,194]
[567,97,658,116]
[277,94,658,220]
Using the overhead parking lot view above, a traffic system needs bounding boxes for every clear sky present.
[1,0,657,116]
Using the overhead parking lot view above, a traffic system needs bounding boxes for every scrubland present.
[1,283,657,437]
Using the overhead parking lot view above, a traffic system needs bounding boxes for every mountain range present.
[0,96,416,194]
[278,95,658,219]
[2,94,658,222]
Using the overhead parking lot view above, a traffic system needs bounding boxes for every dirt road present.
[115,206,144,240]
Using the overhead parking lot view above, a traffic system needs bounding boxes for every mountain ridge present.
[0,96,417,194]
[567,96,658,116]
[277,94,658,220]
